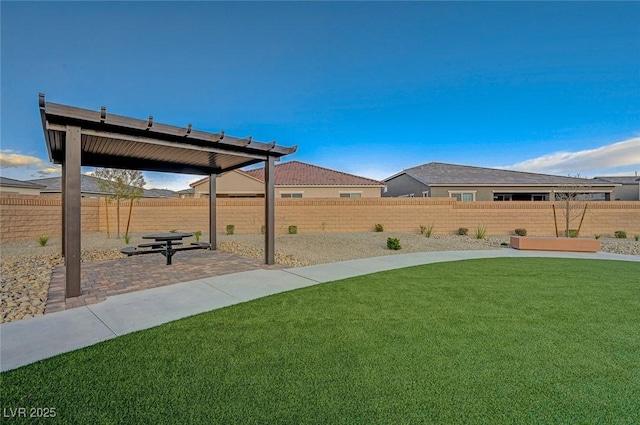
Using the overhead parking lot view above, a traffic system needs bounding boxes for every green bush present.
[37,235,50,247]
[374,224,384,232]
[288,226,298,235]
[515,228,527,236]
[194,230,202,242]
[226,225,235,235]
[386,237,401,250]
[594,234,601,240]
[615,230,627,239]
[635,235,639,241]
[474,225,487,240]
[260,225,265,235]
[567,229,579,238]
[457,227,468,236]
[124,234,131,245]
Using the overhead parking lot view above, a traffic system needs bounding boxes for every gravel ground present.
[1,232,639,323]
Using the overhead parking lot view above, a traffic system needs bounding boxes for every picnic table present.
[120,232,210,265]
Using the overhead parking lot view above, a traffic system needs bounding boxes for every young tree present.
[93,168,146,238]
[553,174,591,238]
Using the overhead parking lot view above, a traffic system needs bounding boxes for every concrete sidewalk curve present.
[1,249,638,372]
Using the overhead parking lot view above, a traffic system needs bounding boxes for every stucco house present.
[189,160,384,198]
[0,177,46,195]
[382,162,619,201]
[592,176,640,201]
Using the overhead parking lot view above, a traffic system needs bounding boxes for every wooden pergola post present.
[209,174,217,250]
[64,125,82,297]
[265,156,275,265]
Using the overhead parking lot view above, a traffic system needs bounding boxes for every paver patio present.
[46,249,282,313]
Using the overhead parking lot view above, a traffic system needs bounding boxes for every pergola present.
[39,94,297,298]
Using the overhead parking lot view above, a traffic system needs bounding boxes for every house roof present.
[386,162,617,187]
[593,176,640,185]
[0,177,46,189]
[28,175,178,198]
[243,161,384,186]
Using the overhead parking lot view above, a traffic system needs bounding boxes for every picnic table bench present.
[119,233,210,265]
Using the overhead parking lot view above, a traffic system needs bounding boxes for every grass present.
[2,258,639,424]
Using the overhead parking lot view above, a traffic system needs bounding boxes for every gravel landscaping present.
[1,232,639,323]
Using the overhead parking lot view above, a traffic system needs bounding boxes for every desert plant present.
[615,230,627,239]
[553,175,590,238]
[226,225,235,235]
[194,230,202,242]
[374,223,384,232]
[635,235,639,241]
[288,225,298,235]
[94,168,145,239]
[169,229,178,233]
[567,229,579,238]
[594,234,601,240]
[386,237,401,250]
[474,225,487,239]
[423,224,435,238]
[37,235,50,247]
[457,227,468,236]
[124,234,131,245]
[515,228,527,236]
[260,225,265,235]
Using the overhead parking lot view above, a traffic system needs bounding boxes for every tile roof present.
[27,175,178,198]
[243,161,384,186]
[0,177,46,189]
[388,162,617,186]
[593,176,640,185]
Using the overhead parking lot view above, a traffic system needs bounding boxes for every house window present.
[449,191,476,201]
[339,192,362,198]
[494,194,512,201]
[281,193,303,198]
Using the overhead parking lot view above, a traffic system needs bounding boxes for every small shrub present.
[614,230,627,239]
[594,234,601,240]
[457,227,468,236]
[260,225,265,235]
[124,234,131,245]
[374,223,384,232]
[635,235,639,241]
[194,230,202,242]
[37,235,50,247]
[288,225,298,235]
[514,228,527,236]
[386,237,401,250]
[474,225,487,240]
[567,229,579,238]
[226,225,235,235]
[169,229,178,233]
[420,224,435,238]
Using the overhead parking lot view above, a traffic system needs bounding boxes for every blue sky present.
[1,1,639,190]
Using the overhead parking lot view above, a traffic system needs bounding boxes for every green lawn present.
[1,258,639,424]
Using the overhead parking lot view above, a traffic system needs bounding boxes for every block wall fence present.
[1,194,639,243]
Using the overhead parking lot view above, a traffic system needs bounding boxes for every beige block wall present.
[2,195,639,242]
[0,194,100,243]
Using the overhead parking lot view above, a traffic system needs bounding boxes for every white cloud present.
[0,151,46,168]
[502,137,640,175]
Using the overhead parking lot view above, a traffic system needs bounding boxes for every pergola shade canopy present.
[39,93,292,298]
[39,94,297,175]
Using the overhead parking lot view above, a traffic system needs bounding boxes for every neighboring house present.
[382,162,619,201]
[27,175,178,198]
[0,177,46,195]
[592,176,640,201]
[189,160,384,198]
[176,188,195,199]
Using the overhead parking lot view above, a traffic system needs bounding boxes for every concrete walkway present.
[1,249,638,372]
